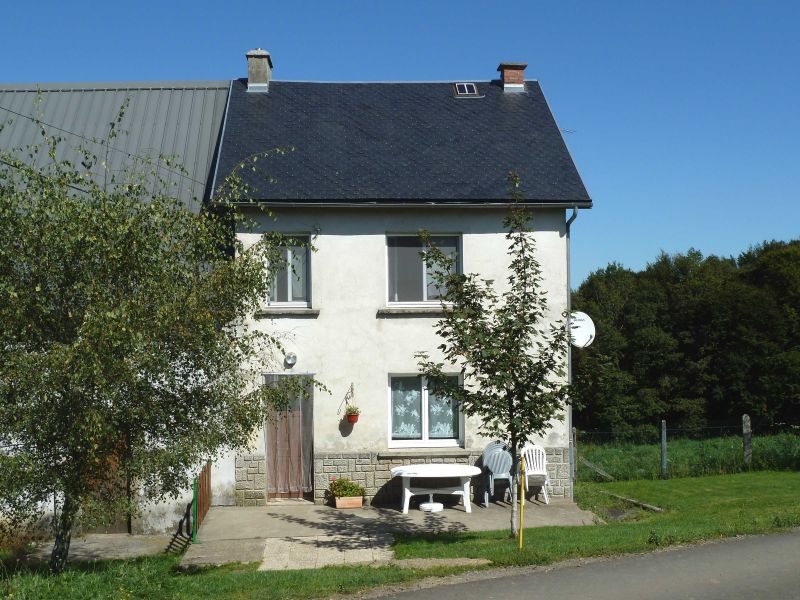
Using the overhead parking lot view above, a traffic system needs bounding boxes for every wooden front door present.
[265,375,314,499]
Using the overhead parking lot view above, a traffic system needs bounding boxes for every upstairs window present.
[269,236,310,304]
[454,82,479,96]
[387,235,460,303]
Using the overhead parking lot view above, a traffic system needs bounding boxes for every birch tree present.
[0,112,309,572]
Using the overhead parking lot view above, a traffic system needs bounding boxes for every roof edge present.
[214,200,592,209]
[0,80,230,92]
[234,78,541,85]
[208,80,234,200]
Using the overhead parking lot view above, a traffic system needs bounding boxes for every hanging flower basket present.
[345,405,360,424]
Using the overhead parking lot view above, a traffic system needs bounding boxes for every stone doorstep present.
[258,533,395,571]
[391,558,492,569]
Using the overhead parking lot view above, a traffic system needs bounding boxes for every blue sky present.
[1,1,797,284]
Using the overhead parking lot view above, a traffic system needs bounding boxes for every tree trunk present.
[510,473,519,538]
[49,494,77,574]
[509,425,519,538]
[126,470,133,535]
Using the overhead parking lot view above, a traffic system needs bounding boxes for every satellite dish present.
[570,312,595,348]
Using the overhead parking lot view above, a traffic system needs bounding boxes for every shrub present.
[329,477,365,498]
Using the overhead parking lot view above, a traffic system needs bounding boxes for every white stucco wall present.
[139,205,573,524]
[235,206,570,457]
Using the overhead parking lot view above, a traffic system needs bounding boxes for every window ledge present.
[378,448,473,460]
[376,306,449,318]
[254,308,320,319]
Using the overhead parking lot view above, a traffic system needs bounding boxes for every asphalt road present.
[381,531,800,600]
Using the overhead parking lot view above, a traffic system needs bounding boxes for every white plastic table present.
[390,463,481,514]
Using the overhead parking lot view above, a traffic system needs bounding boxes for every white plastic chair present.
[521,444,550,504]
[482,441,512,506]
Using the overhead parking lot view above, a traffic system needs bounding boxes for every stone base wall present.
[234,453,266,506]
[313,451,482,505]
[314,447,572,506]
[234,447,572,506]
[544,447,572,498]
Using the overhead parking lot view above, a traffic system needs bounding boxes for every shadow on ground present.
[263,507,471,552]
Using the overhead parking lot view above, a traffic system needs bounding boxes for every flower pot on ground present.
[345,405,360,424]
[335,496,363,509]
[329,477,365,509]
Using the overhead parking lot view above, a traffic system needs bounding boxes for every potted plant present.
[329,477,365,509]
[345,404,360,424]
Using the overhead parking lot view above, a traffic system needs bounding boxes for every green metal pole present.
[660,420,668,480]
[192,477,198,543]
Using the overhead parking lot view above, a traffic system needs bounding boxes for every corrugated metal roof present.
[0,81,229,210]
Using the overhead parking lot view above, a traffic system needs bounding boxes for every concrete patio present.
[30,533,175,563]
[181,498,596,569]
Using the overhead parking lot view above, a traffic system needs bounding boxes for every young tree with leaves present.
[416,172,570,537]
[0,112,311,573]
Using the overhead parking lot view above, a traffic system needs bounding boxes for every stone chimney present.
[246,48,273,93]
[497,62,527,92]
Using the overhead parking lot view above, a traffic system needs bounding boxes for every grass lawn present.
[395,471,800,566]
[577,433,800,481]
[3,472,799,599]
[0,557,466,600]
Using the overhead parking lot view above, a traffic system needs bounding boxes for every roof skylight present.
[454,82,479,97]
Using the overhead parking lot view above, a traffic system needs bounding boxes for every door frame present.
[262,372,315,500]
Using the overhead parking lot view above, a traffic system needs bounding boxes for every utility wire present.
[0,156,89,195]
[0,102,207,187]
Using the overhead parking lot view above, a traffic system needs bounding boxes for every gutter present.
[218,200,593,209]
[565,205,578,487]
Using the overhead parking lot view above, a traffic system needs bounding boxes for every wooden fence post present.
[660,419,668,480]
[742,414,752,468]
[571,427,577,483]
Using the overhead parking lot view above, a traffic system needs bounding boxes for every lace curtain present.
[428,386,458,439]
[391,376,422,439]
[391,376,459,440]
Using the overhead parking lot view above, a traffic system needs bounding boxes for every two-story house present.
[209,50,591,508]
[0,49,590,529]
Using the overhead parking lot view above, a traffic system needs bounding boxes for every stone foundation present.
[235,447,572,506]
[313,447,572,505]
[543,447,572,498]
[234,453,267,506]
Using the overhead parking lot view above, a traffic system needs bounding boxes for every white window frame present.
[268,234,312,308]
[454,82,478,96]
[387,374,464,448]
[385,234,462,307]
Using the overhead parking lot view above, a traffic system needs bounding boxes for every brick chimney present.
[497,62,527,92]
[246,48,273,93]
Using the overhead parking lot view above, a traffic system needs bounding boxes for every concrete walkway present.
[181,498,595,569]
[260,533,395,571]
[30,533,175,563]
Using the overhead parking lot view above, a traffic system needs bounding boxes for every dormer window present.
[454,82,479,97]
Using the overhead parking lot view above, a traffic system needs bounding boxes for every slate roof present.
[213,78,590,205]
[0,81,229,211]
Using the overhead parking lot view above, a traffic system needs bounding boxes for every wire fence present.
[574,416,800,482]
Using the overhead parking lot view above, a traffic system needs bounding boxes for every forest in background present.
[571,239,800,441]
